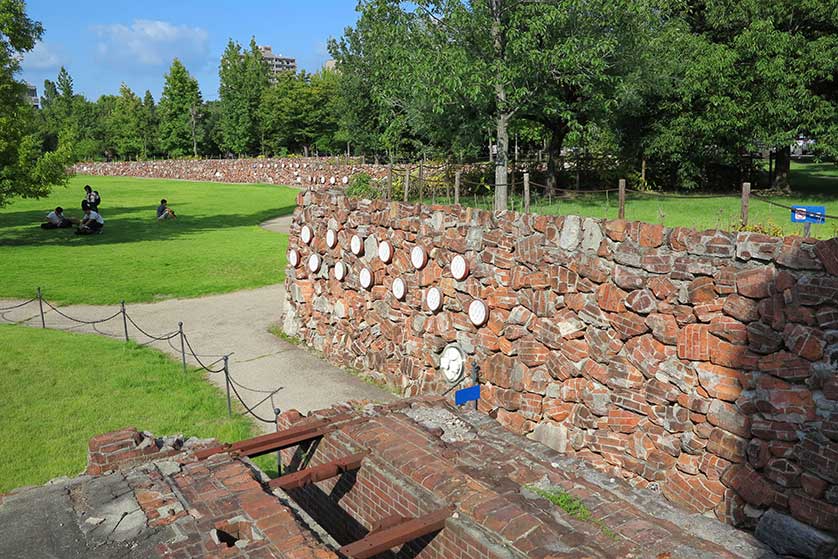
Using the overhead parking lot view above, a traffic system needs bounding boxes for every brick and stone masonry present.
[72,158,388,187]
[282,189,838,540]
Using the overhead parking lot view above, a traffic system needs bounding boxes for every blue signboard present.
[455,385,481,406]
[791,206,826,224]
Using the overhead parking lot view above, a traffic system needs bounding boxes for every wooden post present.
[524,172,530,214]
[403,166,410,202]
[387,162,393,201]
[740,182,751,228]
[454,170,461,205]
[418,161,424,204]
[618,179,626,220]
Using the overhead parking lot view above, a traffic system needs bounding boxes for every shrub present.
[346,172,381,199]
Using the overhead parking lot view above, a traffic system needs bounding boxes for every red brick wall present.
[283,190,838,535]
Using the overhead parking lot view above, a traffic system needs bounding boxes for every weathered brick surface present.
[284,189,838,539]
[277,400,768,559]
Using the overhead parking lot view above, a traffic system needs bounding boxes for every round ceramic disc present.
[301,225,313,245]
[288,249,300,267]
[411,246,428,270]
[451,255,469,281]
[334,261,347,281]
[426,287,442,312]
[360,267,373,290]
[392,277,406,300]
[469,299,489,327]
[308,253,321,273]
[378,241,393,263]
[326,229,337,249]
[351,235,364,255]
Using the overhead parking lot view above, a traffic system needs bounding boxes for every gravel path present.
[0,216,395,433]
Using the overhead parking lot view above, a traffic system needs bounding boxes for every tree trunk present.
[491,0,508,212]
[773,145,791,190]
[545,123,569,197]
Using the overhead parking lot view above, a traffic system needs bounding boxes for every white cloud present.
[22,42,62,70]
[93,20,209,67]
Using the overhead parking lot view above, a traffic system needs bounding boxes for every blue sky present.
[20,0,359,102]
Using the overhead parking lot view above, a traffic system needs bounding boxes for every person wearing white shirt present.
[40,207,74,229]
[76,208,105,235]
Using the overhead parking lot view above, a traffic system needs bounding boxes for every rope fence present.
[0,289,283,424]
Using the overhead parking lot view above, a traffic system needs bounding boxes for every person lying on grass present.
[76,207,105,235]
[156,199,177,220]
[40,207,77,229]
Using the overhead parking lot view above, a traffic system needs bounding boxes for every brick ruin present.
[72,158,388,187]
[282,189,838,549]
[0,399,784,558]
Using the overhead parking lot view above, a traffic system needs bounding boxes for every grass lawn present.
[454,161,838,239]
[0,175,297,305]
[0,324,280,493]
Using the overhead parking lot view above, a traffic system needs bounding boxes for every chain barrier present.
[0,288,284,424]
[751,194,838,221]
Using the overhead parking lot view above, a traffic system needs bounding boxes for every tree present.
[107,83,143,159]
[219,38,269,156]
[158,58,202,157]
[0,0,69,206]
[139,90,158,158]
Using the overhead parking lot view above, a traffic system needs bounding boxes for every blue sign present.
[455,385,481,406]
[791,206,826,224]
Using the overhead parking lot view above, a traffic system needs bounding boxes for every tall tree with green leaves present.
[139,90,158,158]
[0,0,69,206]
[107,83,143,159]
[219,38,269,156]
[158,58,202,157]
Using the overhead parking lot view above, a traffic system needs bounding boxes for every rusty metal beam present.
[194,419,330,461]
[269,452,367,491]
[338,507,455,559]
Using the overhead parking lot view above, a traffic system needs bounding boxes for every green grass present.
[432,161,838,239]
[525,485,619,540]
[0,175,297,305]
[0,324,273,493]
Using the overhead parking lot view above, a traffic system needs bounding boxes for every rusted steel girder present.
[338,506,455,559]
[269,452,367,491]
[194,417,344,461]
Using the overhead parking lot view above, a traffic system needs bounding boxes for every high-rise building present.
[258,46,296,76]
[25,82,39,109]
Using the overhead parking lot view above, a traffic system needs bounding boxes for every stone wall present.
[72,157,387,186]
[282,189,838,539]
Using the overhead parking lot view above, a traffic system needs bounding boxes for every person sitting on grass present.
[40,207,76,229]
[82,185,101,212]
[156,199,176,220]
[76,207,105,235]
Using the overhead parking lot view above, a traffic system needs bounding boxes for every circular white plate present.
[360,267,373,290]
[351,234,364,256]
[426,287,442,312]
[288,249,300,267]
[326,229,337,249]
[469,299,489,327]
[308,253,322,273]
[301,225,313,245]
[334,261,347,281]
[451,255,469,281]
[411,246,428,270]
[440,344,465,384]
[392,277,406,300]
[378,241,393,263]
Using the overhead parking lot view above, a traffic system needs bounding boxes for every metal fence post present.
[454,170,461,206]
[121,300,129,342]
[36,287,45,329]
[224,355,232,416]
[275,407,283,475]
[471,362,480,411]
[179,322,187,373]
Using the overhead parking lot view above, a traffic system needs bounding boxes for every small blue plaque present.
[791,206,826,224]
[455,385,481,406]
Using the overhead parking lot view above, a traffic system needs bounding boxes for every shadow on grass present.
[0,204,295,247]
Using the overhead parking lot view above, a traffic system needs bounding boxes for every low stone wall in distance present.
[72,157,387,186]
[282,189,838,541]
